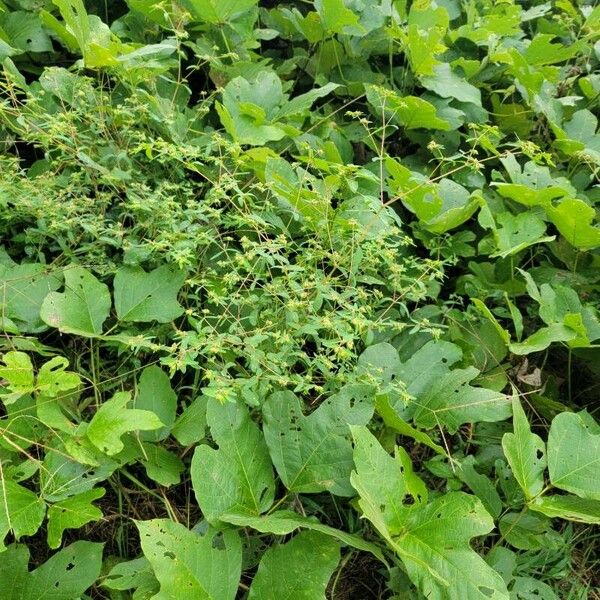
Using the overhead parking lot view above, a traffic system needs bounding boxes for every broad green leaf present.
[405,1,448,76]
[191,399,274,523]
[221,510,386,563]
[263,387,372,496]
[248,531,339,600]
[114,265,186,323]
[142,444,185,487]
[421,63,481,106]
[47,487,104,549]
[0,480,46,550]
[102,557,158,597]
[510,577,558,600]
[349,426,427,544]
[2,11,53,53]
[350,427,508,600]
[172,394,208,446]
[509,323,577,355]
[412,366,511,432]
[498,511,555,551]
[366,85,450,130]
[275,82,338,119]
[86,391,164,455]
[181,0,258,24]
[545,199,600,250]
[40,266,111,336]
[0,541,103,598]
[135,365,177,441]
[457,456,502,519]
[0,351,34,404]
[529,495,600,524]
[502,397,546,499]
[0,262,61,332]
[547,412,600,500]
[491,212,554,258]
[524,34,584,66]
[136,519,241,600]
[314,0,362,35]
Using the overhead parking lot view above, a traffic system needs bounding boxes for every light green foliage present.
[0,0,599,596]
[136,519,242,600]
[248,531,340,599]
[191,399,274,522]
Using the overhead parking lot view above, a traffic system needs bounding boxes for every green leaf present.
[502,397,546,499]
[40,266,111,336]
[491,212,554,258]
[366,85,450,130]
[180,0,259,24]
[135,366,177,442]
[375,394,447,456]
[248,531,339,599]
[0,351,35,404]
[221,510,386,564]
[547,412,600,500]
[172,394,208,446]
[412,366,511,432]
[0,480,46,550]
[263,387,373,496]
[350,427,508,600]
[420,63,481,106]
[47,488,105,549]
[102,557,158,597]
[545,199,600,250]
[86,391,164,455]
[509,323,577,355]
[191,399,274,523]
[142,445,185,487]
[0,541,103,598]
[136,519,241,600]
[114,265,186,323]
[524,34,583,66]
[315,0,362,35]
[529,495,600,524]
[2,11,53,53]
[0,262,62,332]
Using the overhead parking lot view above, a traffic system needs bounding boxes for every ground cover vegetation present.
[0,0,599,598]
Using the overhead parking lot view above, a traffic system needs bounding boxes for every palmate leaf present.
[191,399,274,523]
[0,541,103,599]
[502,397,546,499]
[547,412,600,500]
[136,519,241,600]
[248,531,340,600]
[350,427,508,600]
[262,386,373,496]
[113,265,186,323]
[40,266,111,336]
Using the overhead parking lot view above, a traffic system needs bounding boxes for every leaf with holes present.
[40,266,111,336]
[248,531,340,599]
[136,519,242,600]
[350,427,509,600]
[263,386,373,496]
[191,399,274,523]
[47,488,105,549]
[114,265,186,323]
[0,541,102,598]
